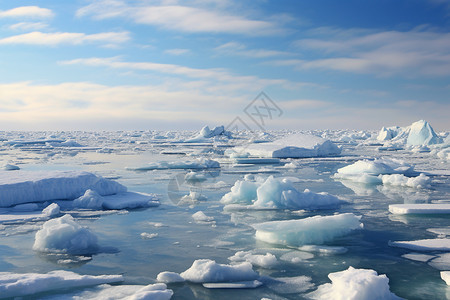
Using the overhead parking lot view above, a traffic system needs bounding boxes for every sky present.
[0,0,449,131]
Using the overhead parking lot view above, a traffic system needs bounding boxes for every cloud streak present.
[76,0,282,36]
[0,31,130,46]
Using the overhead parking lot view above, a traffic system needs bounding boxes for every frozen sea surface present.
[0,128,449,299]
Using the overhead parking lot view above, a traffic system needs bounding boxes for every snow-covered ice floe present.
[233,133,341,158]
[389,204,450,215]
[252,213,363,247]
[307,267,401,300]
[127,158,220,171]
[157,259,259,284]
[389,239,450,251]
[33,214,100,255]
[42,283,173,300]
[0,270,123,298]
[222,175,343,210]
[0,171,126,207]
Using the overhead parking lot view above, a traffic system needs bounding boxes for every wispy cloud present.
[0,31,130,46]
[0,6,54,19]
[215,42,291,58]
[76,0,283,36]
[8,22,49,31]
[164,48,190,55]
[59,56,308,90]
[288,27,450,77]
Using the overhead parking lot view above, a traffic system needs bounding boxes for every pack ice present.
[307,267,401,300]
[222,175,342,210]
[234,133,341,158]
[252,213,363,247]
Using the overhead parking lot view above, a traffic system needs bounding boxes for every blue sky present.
[0,0,449,131]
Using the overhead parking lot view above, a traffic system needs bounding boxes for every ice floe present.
[157,259,259,284]
[0,171,126,207]
[0,270,123,298]
[389,204,450,215]
[441,271,450,285]
[234,133,341,158]
[307,267,401,300]
[252,213,363,247]
[389,239,450,251]
[33,214,100,255]
[222,176,342,210]
[128,158,220,171]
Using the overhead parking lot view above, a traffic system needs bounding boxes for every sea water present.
[0,130,449,299]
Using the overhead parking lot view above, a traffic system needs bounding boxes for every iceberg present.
[158,259,259,284]
[0,171,126,207]
[307,267,401,300]
[33,214,100,255]
[252,213,363,247]
[406,120,442,146]
[234,133,341,158]
[0,270,123,298]
[184,125,232,142]
[377,126,402,142]
[222,176,342,210]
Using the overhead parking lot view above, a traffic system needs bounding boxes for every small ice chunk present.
[203,280,263,289]
[185,171,207,182]
[3,164,20,171]
[140,232,158,239]
[389,204,450,215]
[157,271,185,283]
[0,270,123,298]
[180,191,208,203]
[179,259,259,283]
[73,189,104,209]
[252,213,363,247]
[33,214,100,255]
[307,267,400,300]
[441,271,450,285]
[389,239,450,251]
[228,251,277,268]
[380,173,431,189]
[192,211,214,223]
[42,203,60,217]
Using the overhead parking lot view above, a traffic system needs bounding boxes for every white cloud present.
[76,1,282,35]
[291,28,450,76]
[0,31,130,46]
[164,48,190,55]
[8,22,49,31]
[0,6,54,19]
[215,42,291,58]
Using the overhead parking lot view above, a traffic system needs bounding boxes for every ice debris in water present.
[307,267,401,300]
[234,133,341,158]
[222,175,342,210]
[33,214,100,255]
[157,259,259,284]
[228,250,278,268]
[0,171,126,207]
[252,213,363,247]
[0,270,123,298]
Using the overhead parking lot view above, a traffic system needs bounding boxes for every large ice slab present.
[33,214,100,255]
[0,171,126,207]
[389,239,450,251]
[307,267,401,300]
[234,133,341,158]
[222,176,342,210]
[0,270,123,298]
[252,213,363,247]
[389,204,450,215]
